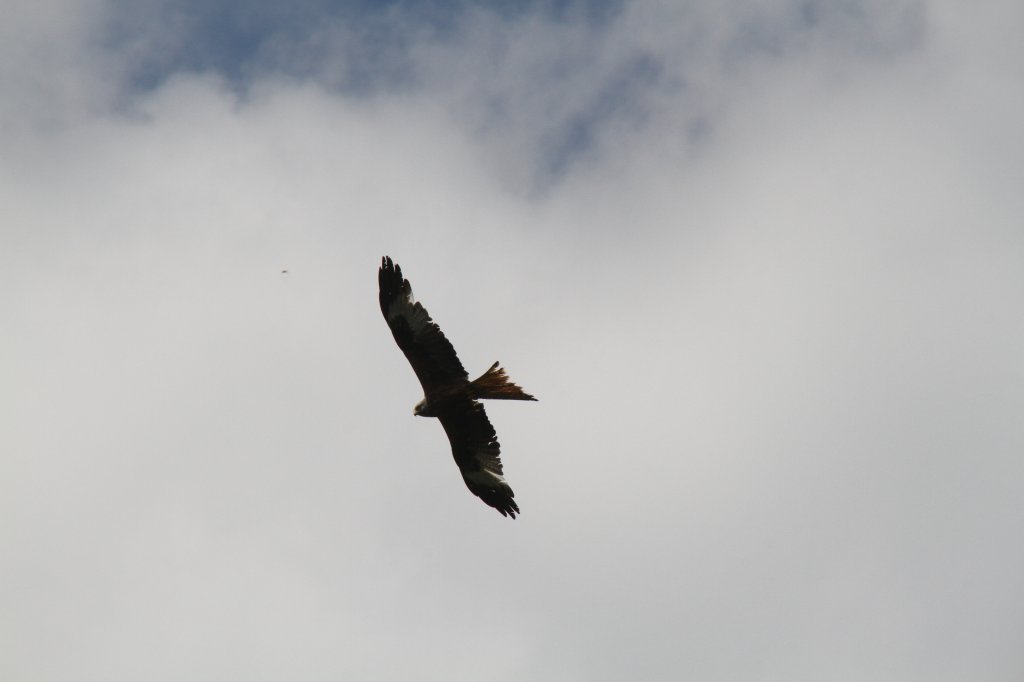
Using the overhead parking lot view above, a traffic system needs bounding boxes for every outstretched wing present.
[438,397,519,518]
[379,256,468,392]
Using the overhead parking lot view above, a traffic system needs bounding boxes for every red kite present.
[379,256,536,518]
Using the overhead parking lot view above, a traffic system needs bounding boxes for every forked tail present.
[471,361,537,401]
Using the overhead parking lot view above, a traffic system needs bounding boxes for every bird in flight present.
[378,256,536,518]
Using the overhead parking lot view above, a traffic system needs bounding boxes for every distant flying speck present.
[281,270,288,274]
[378,256,536,519]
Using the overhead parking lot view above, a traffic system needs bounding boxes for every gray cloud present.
[3,1,1023,680]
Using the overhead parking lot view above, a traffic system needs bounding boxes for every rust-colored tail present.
[471,362,537,401]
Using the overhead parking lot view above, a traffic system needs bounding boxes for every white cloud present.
[3,2,1023,680]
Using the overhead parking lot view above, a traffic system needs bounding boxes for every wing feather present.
[379,256,468,392]
[438,398,519,518]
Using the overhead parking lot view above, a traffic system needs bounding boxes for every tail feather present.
[471,361,537,401]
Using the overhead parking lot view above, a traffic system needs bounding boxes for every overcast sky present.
[3,1,1024,680]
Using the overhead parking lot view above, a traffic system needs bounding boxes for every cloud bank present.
[3,1,1023,680]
